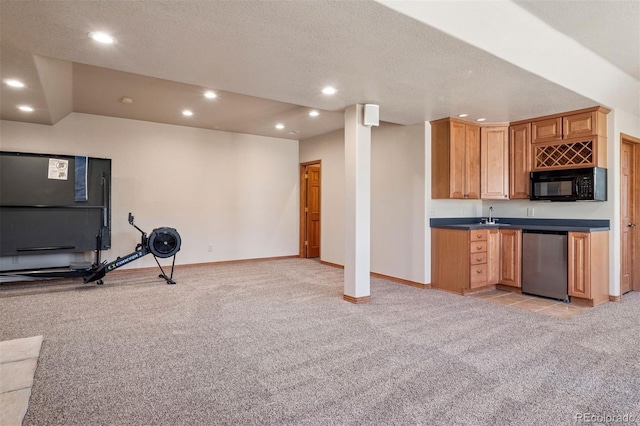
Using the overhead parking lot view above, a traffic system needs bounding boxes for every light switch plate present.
[527,208,535,217]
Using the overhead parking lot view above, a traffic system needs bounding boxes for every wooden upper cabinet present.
[431,118,480,199]
[449,121,467,199]
[532,108,605,143]
[480,126,509,199]
[532,117,562,143]
[563,111,597,139]
[517,106,609,171]
[465,124,481,199]
[509,123,531,199]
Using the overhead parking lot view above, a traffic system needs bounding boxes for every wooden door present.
[480,126,509,199]
[499,229,522,287]
[621,138,639,293]
[300,163,321,258]
[509,123,531,199]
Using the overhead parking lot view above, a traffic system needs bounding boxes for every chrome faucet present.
[488,206,494,224]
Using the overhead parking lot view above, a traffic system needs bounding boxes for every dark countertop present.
[430,217,609,233]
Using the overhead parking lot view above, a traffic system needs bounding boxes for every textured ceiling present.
[515,0,640,80]
[0,1,637,140]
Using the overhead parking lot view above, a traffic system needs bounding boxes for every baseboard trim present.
[320,261,430,289]
[343,294,372,304]
[370,272,431,289]
[320,260,344,269]
[609,295,622,302]
[108,255,300,275]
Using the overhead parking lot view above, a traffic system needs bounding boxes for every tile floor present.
[471,289,585,318]
[0,335,43,426]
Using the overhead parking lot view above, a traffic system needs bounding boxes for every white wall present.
[299,122,427,283]
[0,113,299,271]
[299,128,345,266]
[371,123,426,283]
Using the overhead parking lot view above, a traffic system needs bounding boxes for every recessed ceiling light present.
[88,31,117,44]
[288,130,300,135]
[309,110,319,117]
[457,113,468,118]
[120,96,134,104]
[182,110,193,117]
[18,105,34,112]
[476,118,486,122]
[275,123,285,130]
[4,79,25,88]
[322,86,336,95]
[204,90,217,99]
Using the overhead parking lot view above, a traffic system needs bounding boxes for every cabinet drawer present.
[470,265,488,288]
[470,230,488,242]
[470,252,487,265]
[470,241,487,253]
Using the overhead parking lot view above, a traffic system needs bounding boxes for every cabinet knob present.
[630,223,636,228]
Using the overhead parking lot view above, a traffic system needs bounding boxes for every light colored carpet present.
[0,335,43,426]
[1,258,638,425]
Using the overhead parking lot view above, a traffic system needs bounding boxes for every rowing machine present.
[83,213,181,285]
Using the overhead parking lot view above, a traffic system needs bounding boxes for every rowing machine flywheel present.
[148,227,182,258]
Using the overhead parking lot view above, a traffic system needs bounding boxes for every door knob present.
[629,223,636,228]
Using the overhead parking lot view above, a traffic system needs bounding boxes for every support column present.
[343,104,371,303]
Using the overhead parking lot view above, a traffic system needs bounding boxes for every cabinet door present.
[499,229,522,287]
[449,121,467,199]
[487,228,500,285]
[509,123,531,199]
[568,232,591,299]
[532,117,562,143]
[564,111,596,139]
[464,124,481,199]
[481,126,509,199]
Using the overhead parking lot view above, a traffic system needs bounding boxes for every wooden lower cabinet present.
[487,229,500,285]
[499,229,522,287]
[431,227,522,294]
[432,228,485,294]
[432,227,609,306]
[568,231,609,306]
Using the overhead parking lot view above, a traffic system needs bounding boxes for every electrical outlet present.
[207,245,213,252]
[11,256,19,264]
[527,208,535,217]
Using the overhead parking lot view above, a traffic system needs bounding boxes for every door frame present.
[621,133,640,292]
[299,160,321,258]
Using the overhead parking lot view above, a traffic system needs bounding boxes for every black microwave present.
[530,167,607,201]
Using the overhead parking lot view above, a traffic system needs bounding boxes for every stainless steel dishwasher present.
[521,230,569,302]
